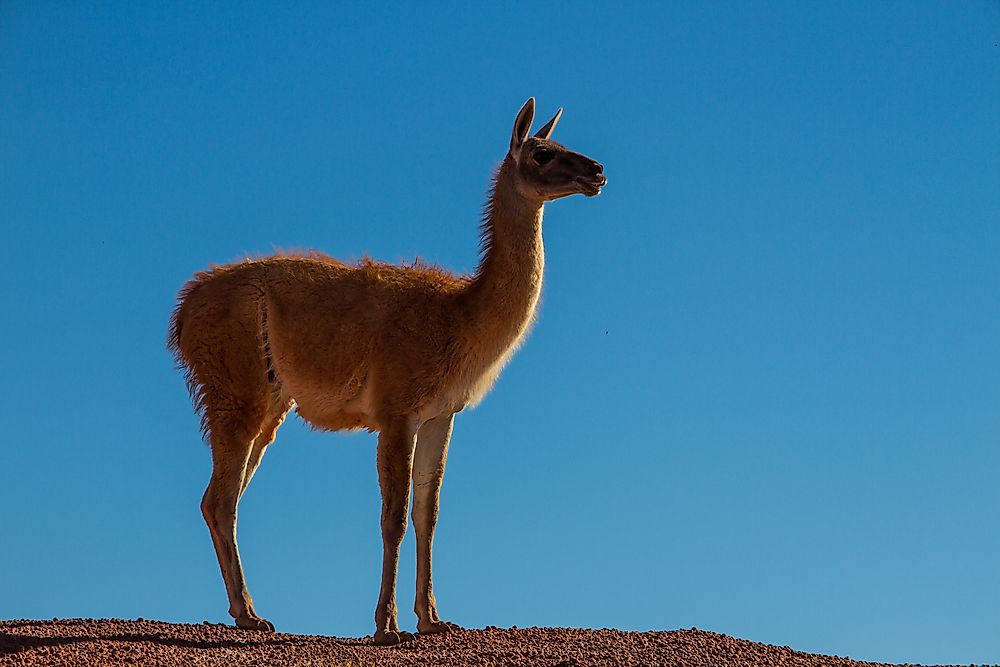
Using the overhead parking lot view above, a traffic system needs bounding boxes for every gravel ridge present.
[0,618,985,667]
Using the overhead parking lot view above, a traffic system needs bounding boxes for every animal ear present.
[510,97,535,155]
[534,107,562,140]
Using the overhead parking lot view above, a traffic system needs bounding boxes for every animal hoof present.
[418,620,461,635]
[374,629,415,646]
[235,615,275,632]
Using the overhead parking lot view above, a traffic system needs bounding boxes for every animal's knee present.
[381,502,409,543]
[202,474,239,527]
[201,496,236,536]
[201,492,214,523]
[411,501,439,533]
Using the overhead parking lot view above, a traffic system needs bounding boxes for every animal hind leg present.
[239,393,293,501]
[201,399,274,631]
[182,283,275,630]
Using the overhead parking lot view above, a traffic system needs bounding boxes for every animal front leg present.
[412,414,461,635]
[374,416,418,646]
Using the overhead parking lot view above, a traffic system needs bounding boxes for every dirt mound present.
[0,618,965,667]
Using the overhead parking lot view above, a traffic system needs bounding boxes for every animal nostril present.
[592,162,604,175]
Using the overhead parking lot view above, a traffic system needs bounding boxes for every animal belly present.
[280,370,379,433]
[295,403,376,432]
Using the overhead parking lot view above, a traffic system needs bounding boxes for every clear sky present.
[1,3,998,664]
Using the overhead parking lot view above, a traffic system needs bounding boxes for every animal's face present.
[508,99,606,202]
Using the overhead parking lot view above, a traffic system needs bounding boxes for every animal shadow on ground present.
[0,629,366,656]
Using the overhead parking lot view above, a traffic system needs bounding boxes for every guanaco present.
[168,98,606,645]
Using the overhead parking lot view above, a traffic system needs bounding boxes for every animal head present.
[507,98,606,202]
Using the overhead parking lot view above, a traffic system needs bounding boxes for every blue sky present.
[1,3,998,664]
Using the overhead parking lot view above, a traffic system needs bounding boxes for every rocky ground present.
[0,618,982,667]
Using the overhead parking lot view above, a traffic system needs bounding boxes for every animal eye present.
[533,150,555,164]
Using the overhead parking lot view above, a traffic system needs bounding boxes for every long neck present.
[460,158,545,365]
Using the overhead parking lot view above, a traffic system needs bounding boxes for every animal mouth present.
[576,174,607,197]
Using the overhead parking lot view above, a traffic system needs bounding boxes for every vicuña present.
[168,98,606,645]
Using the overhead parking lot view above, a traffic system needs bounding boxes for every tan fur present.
[167,98,605,645]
